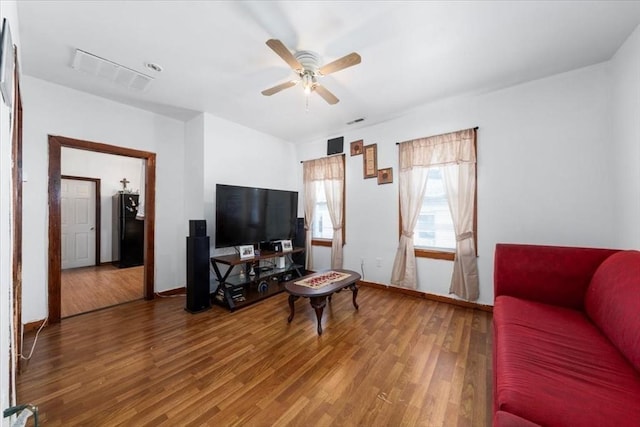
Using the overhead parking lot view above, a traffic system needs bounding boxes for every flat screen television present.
[215,184,298,249]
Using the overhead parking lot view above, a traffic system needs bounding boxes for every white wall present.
[298,62,615,305]
[1,1,20,421]
[184,114,205,223]
[21,76,186,323]
[61,148,143,263]
[611,23,640,249]
[201,113,298,259]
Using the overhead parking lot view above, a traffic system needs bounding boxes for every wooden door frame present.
[48,135,156,323]
[61,175,101,267]
[12,50,24,377]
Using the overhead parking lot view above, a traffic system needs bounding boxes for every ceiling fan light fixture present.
[302,73,313,95]
[262,39,360,108]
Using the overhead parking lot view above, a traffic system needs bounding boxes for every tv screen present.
[215,184,298,248]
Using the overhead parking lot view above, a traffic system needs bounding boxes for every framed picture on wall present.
[363,143,378,178]
[239,245,255,259]
[350,140,363,156]
[377,168,393,184]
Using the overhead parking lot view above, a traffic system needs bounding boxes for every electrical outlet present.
[376,257,382,267]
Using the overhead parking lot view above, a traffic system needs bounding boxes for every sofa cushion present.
[494,296,640,427]
[585,250,640,372]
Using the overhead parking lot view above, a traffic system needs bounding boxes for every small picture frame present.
[281,239,293,252]
[350,140,363,156]
[363,143,378,179]
[377,168,393,185]
[239,245,255,259]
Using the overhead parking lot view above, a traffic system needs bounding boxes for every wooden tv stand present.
[210,248,305,311]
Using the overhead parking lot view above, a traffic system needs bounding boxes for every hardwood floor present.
[18,285,493,426]
[61,264,143,318]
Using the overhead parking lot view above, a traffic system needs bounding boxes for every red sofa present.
[493,243,640,427]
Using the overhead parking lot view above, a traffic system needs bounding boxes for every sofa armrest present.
[494,243,618,310]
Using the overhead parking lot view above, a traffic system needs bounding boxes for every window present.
[392,128,478,297]
[303,154,346,269]
[414,167,456,251]
[312,182,333,240]
[311,179,346,247]
[397,137,478,262]
[307,156,346,248]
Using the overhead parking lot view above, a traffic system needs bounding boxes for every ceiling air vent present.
[71,49,154,91]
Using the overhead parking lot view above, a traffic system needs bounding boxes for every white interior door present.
[62,179,96,269]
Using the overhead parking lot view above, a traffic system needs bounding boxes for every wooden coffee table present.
[284,269,361,335]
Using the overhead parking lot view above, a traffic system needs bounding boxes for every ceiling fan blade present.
[266,39,303,71]
[319,52,361,76]
[314,84,339,105]
[261,80,298,96]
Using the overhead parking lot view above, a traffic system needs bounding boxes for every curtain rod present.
[395,126,479,145]
[300,153,345,163]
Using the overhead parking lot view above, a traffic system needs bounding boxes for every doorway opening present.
[48,135,156,323]
[60,174,145,317]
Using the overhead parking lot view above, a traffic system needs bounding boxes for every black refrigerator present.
[112,193,144,268]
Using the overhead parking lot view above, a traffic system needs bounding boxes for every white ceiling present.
[15,1,640,144]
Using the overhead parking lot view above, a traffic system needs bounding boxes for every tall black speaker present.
[189,219,207,237]
[292,217,306,273]
[186,235,211,313]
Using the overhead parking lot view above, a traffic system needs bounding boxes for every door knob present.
[90,227,95,230]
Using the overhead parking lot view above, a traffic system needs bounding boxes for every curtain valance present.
[398,128,476,170]
[303,155,344,181]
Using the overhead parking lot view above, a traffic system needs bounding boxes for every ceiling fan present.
[261,39,361,105]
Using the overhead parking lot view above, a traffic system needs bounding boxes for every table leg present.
[288,295,299,323]
[309,296,328,335]
[349,283,359,310]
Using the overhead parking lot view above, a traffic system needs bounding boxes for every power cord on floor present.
[154,292,185,298]
[19,317,48,360]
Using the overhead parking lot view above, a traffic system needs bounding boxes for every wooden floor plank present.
[17,286,492,426]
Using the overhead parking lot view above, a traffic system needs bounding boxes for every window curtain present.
[443,160,479,300]
[390,165,429,288]
[303,155,345,269]
[324,178,344,268]
[303,177,316,270]
[390,128,478,300]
